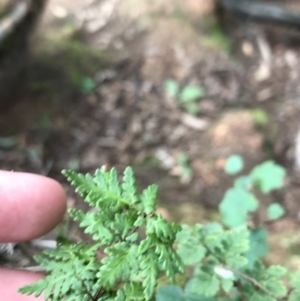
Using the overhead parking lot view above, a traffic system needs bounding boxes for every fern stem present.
[201,241,278,300]
[224,265,278,299]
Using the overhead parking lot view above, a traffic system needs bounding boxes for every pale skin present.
[0,170,67,300]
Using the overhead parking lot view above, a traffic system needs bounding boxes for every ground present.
[1,0,300,268]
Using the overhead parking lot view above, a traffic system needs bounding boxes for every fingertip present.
[0,268,44,301]
[0,171,67,242]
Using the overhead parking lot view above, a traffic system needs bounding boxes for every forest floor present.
[1,0,300,269]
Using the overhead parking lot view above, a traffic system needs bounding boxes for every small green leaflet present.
[252,109,269,126]
[246,228,269,267]
[178,153,193,182]
[156,285,203,301]
[140,184,158,214]
[179,85,204,103]
[97,243,139,288]
[245,263,287,300]
[147,215,179,242]
[187,273,220,297]
[250,161,286,193]
[224,155,244,175]
[122,167,138,204]
[176,224,206,265]
[259,266,287,298]
[156,285,185,301]
[222,226,249,269]
[164,79,179,98]
[155,242,184,280]
[267,203,285,220]
[140,252,159,300]
[289,269,300,301]
[70,210,114,244]
[234,176,252,190]
[80,76,96,94]
[120,282,145,301]
[219,187,259,228]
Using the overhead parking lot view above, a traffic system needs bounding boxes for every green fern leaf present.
[20,167,185,301]
[70,210,115,244]
[155,243,184,281]
[97,243,139,288]
[110,211,139,239]
[18,278,48,298]
[94,167,109,191]
[138,236,155,255]
[108,167,122,196]
[122,282,146,301]
[122,167,138,204]
[140,184,158,214]
[140,252,159,299]
[146,215,180,242]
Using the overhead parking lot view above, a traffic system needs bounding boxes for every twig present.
[224,265,278,299]
[201,241,278,299]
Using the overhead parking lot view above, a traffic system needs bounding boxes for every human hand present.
[0,170,66,300]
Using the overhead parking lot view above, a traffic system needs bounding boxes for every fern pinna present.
[19,166,184,301]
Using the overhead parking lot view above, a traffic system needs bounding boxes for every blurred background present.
[1,0,300,268]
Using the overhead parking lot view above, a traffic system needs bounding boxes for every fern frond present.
[97,243,139,289]
[20,167,184,301]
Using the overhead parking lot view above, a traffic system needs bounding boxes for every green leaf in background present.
[219,187,259,228]
[156,285,207,301]
[156,285,184,301]
[80,76,96,94]
[250,161,286,193]
[178,153,193,182]
[234,176,253,190]
[204,222,223,232]
[267,203,285,220]
[252,109,269,126]
[222,226,249,269]
[224,155,244,175]
[187,273,220,297]
[179,85,204,103]
[289,291,300,301]
[176,224,206,265]
[253,265,287,299]
[246,228,269,267]
[182,102,199,115]
[289,270,300,301]
[164,79,179,98]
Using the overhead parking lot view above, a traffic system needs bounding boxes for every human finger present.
[0,268,44,300]
[0,171,66,242]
